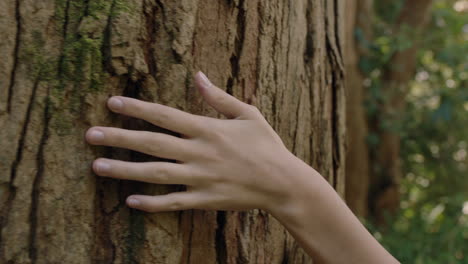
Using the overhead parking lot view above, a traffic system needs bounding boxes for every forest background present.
[347,0,467,263]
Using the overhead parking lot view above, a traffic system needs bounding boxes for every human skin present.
[85,72,400,263]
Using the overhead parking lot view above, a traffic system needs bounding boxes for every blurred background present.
[345,0,467,262]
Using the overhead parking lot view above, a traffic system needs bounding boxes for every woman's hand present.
[86,72,296,213]
[86,71,400,263]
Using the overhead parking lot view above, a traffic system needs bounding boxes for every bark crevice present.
[227,0,247,96]
[304,0,314,63]
[326,40,344,190]
[330,68,341,190]
[215,211,227,264]
[333,0,343,59]
[102,0,117,75]
[280,233,289,264]
[184,212,194,263]
[0,77,41,259]
[325,0,345,189]
[292,87,303,154]
[56,0,72,83]
[28,85,51,262]
[143,0,159,78]
[6,0,22,113]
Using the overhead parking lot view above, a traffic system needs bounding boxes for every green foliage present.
[367,197,468,263]
[360,0,468,262]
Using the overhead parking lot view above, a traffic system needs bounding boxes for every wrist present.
[263,152,325,221]
[264,154,400,264]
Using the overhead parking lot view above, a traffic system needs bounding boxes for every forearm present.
[268,154,400,264]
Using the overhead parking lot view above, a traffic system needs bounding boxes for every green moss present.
[53,0,133,91]
[51,0,134,134]
[20,1,136,135]
[51,113,74,135]
[58,35,106,91]
[53,0,68,24]
[22,31,57,81]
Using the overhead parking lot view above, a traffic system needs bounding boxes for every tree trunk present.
[344,0,372,218]
[0,0,345,263]
[368,0,433,223]
[344,0,433,221]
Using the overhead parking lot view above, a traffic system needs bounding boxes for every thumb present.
[194,71,250,119]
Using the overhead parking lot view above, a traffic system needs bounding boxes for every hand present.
[86,72,400,263]
[86,72,296,213]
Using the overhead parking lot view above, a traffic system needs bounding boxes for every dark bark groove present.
[28,85,51,262]
[6,0,22,113]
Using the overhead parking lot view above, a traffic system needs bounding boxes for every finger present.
[86,127,193,161]
[126,192,204,212]
[107,96,205,136]
[93,158,198,185]
[194,71,251,119]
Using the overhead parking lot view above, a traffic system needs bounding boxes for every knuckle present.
[147,143,161,154]
[194,118,215,137]
[209,172,226,184]
[153,109,171,125]
[168,198,184,211]
[246,105,261,115]
[209,128,223,141]
[188,114,206,134]
[214,93,229,105]
[147,134,163,153]
[154,164,170,183]
[207,123,228,142]
[200,142,224,163]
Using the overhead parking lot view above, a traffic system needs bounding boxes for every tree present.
[367,0,433,222]
[344,0,372,218]
[364,1,468,261]
[344,0,433,222]
[0,0,346,263]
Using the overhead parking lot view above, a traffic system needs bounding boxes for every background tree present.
[367,0,433,223]
[0,0,346,263]
[344,0,373,218]
[345,0,434,221]
[369,1,468,262]
[346,0,467,262]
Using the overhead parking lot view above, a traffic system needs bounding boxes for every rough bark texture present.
[344,0,372,218]
[0,0,346,263]
[368,0,433,222]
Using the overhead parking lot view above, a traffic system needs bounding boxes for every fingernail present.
[89,130,104,141]
[127,198,141,207]
[95,160,110,172]
[197,71,212,88]
[108,97,124,110]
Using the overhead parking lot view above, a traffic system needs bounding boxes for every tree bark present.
[0,0,346,263]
